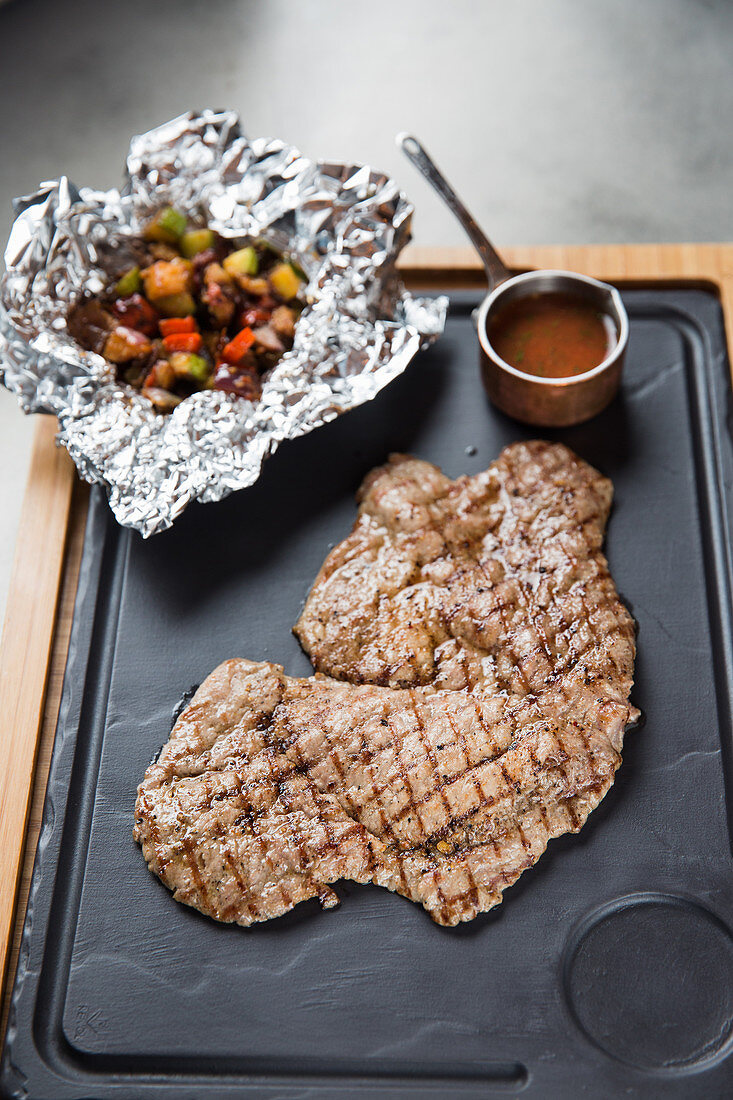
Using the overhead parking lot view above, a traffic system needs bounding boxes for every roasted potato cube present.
[203,262,233,285]
[103,326,152,363]
[147,358,176,390]
[270,305,296,339]
[142,258,193,302]
[235,273,269,296]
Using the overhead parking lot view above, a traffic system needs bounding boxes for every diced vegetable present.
[103,326,152,363]
[159,316,197,336]
[236,274,270,297]
[142,258,193,301]
[148,243,180,262]
[223,246,259,277]
[115,266,142,297]
[269,262,303,301]
[201,280,236,326]
[203,262,232,285]
[241,306,271,328]
[142,386,183,412]
[71,217,305,413]
[155,292,197,317]
[270,305,296,339]
[144,359,176,391]
[144,206,187,244]
[169,351,210,384]
[252,324,285,353]
[187,355,212,386]
[163,332,203,353]
[180,228,215,258]
[221,326,255,365]
[214,361,261,399]
[112,294,159,336]
[122,363,148,387]
[190,247,218,271]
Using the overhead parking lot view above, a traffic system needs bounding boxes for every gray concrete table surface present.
[1,0,732,627]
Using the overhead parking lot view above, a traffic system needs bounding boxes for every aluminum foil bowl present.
[0,110,447,536]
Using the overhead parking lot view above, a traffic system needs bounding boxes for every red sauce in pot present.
[486,291,616,378]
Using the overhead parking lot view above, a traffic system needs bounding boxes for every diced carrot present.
[159,316,197,336]
[162,332,203,353]
[221,326,256,364]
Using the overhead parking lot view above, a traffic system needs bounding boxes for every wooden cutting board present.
[3,243,733,1041]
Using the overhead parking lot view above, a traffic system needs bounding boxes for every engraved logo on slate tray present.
[73,1004,109,1042]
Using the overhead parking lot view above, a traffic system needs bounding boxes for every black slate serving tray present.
[3,288,733,1099]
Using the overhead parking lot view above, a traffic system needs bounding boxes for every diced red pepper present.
[162,332,203,353]
[221,326,256,365]
[159,316,197,336]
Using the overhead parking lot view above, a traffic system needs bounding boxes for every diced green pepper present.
[186,353,210,384]
[170,351,210,384]
[180,228,215,258]
[223,246,259,277]
[144,206,188,244]
[115,265,142,297]
[155,291,196,317]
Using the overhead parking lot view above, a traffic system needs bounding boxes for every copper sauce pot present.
[398,134,629,427]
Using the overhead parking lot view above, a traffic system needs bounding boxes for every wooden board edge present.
[0,417,76,1002]
[0,474,88,1044]
[399,241,733,280]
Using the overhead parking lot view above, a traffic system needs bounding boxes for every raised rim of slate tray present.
[4,246,733,1100]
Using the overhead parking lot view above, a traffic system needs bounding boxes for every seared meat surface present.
[295,441,630,696]
[135,442,637,926]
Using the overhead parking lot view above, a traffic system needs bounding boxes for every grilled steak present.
[135,442,637,926]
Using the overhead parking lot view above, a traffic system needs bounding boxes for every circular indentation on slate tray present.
[563,893,733,1074]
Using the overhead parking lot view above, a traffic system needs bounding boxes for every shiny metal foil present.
[0,110,447,536]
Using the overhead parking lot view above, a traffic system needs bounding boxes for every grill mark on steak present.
[135,442,638,926]
[382,709,451,918]
[180,834,210,909]
[212,820,252,922]
[408,690,459,921]
[478,554,590,836]
[231,773,276,921]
